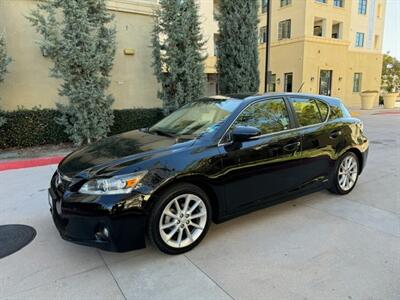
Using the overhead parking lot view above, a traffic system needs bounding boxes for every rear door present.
[219,97,304,213]
[288,96,343,188]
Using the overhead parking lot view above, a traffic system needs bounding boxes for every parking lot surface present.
[0,110,399,300]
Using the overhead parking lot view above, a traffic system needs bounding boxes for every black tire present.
[147,183,212,255]
[329,151,359,195]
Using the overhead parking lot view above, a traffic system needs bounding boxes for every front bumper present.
[48,187,147,252]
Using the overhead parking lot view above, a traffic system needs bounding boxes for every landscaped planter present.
[383,93,398,109]
[360,91,378,110]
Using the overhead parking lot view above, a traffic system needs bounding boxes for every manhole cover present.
[0,224,36,259]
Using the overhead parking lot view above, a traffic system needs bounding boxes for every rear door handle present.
[330,130,342,139]
[283,141,301,152]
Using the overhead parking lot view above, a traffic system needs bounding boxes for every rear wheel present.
[147,183,211,254]
[329,152,359,195]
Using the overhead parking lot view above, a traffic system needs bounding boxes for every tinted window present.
[233,98,290,135]
[329,102,350,120]
[290,98,327,126]
[316,100,329,120]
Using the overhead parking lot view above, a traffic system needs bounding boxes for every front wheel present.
[147,183,211,254]
[329,152,359,195]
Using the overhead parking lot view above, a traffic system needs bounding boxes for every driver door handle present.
[330,130,342,139]
[283,141,301,152]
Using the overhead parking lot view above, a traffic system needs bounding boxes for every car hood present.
[58,130,195,178]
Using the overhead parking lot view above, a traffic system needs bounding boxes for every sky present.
[383,0,400,59]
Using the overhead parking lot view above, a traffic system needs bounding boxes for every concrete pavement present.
[0,111,399,300]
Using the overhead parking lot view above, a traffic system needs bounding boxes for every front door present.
[319,70,332,96]
[219,97,303,213]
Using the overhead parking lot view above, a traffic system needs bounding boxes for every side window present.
[316,100,329,120]
[233,98,290,135]
[329,103,349,120]
[290,97,327,126]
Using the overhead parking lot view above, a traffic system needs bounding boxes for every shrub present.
[0,108,163,149]
[111,108,165,135]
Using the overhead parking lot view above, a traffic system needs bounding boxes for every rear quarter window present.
[289,97,328,127]
[329,102,351,120]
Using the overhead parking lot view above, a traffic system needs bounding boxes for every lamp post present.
[264,0,272,93]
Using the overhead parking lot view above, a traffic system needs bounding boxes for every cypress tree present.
[216,0,259,94]
[0,32,11,126]
[28,0,116,145]
[152,0,206,113]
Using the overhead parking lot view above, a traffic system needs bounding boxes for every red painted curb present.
[0,156,64,172]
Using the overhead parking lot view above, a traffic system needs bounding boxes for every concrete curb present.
[0,156,63,172]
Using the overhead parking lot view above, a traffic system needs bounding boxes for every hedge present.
[0,108,164,149]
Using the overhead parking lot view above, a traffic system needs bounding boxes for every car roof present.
[204,93,342,106]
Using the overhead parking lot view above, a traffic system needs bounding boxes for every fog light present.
[103,227,110,238]
[95,226,110,241]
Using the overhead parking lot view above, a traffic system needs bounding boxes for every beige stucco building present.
[0,0,161,110]
[0,0,386,110]
[201,0,386,107]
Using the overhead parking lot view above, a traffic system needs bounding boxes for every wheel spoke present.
[190,211,206,220]
[161,220,177,230]
[164,210,178,220]
[174,198,182,215]
[188,199,201,214]
[182,194,191,213]
[184,224,193,242]
[166,225,179,241]
[345,176,350,189]
[177,227,183,246]
[190,222,203,230]
[346,158,352,168]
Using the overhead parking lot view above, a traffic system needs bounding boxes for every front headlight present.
[79,171,147,195]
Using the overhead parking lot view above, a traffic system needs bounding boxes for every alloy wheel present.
[338,155,358,191]
[159,194,207,248]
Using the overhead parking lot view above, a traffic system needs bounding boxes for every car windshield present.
[149,99,241,137]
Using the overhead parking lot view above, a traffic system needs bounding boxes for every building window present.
[316,0,327,3]
[284,73,293,92]
[353,73,362,92]
[278,19,291,40]
[280,0,291,7]
[213,34,219,56]
[261,0,268,13]
[358,0,367,14]
[355,32,365,47]
[333,0,344,7]
[313,17,326,37]
[259,26,267,43]
[332,21,343,39]
[268,74,276,92]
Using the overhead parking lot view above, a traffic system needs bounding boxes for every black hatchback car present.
[49,93,368,254]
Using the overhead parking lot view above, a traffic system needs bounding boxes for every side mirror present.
[231,125,261,143]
